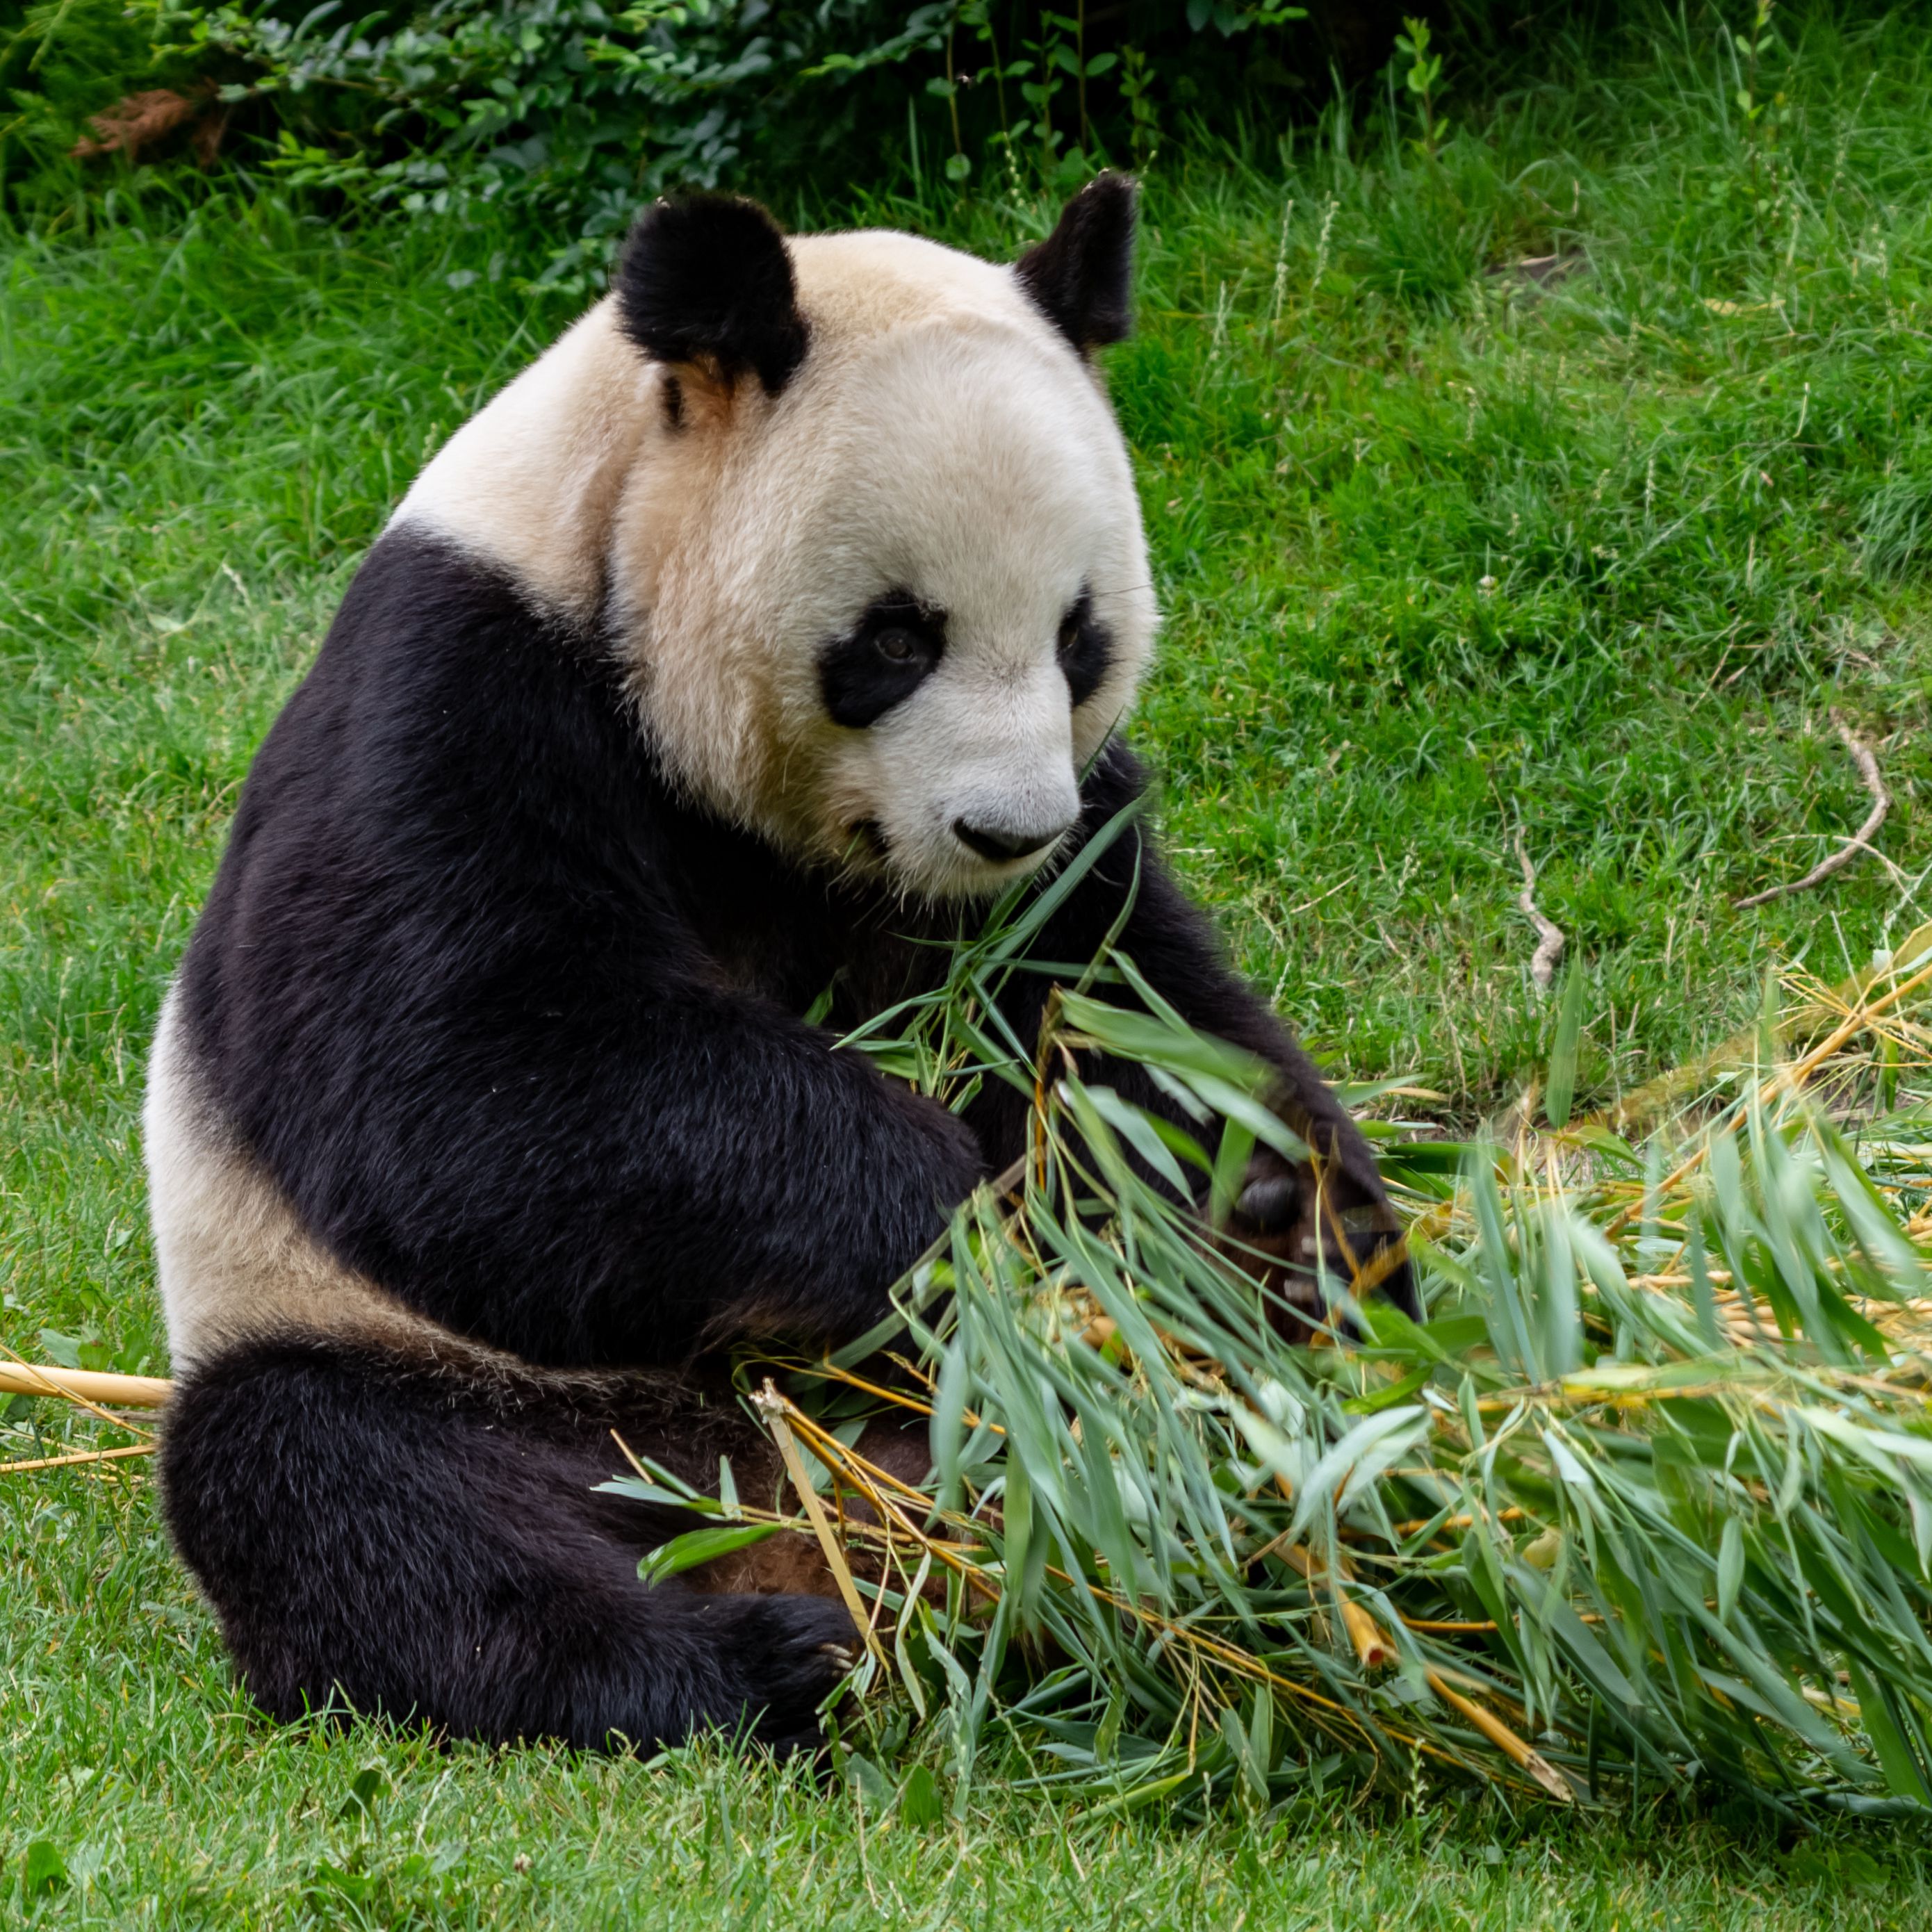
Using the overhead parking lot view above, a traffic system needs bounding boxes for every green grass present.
[6,2,1932,1919]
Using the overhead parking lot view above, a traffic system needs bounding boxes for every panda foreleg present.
[158,1334,857,1752]
[972,749,1415,1318]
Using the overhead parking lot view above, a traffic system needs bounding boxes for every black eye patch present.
[1057,590,1113,709]
[818,592,945,728]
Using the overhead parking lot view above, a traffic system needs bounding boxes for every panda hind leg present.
[156,1334,856,1753]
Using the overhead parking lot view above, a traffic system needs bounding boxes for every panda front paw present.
[1225,1147,1415,1333]
[728,1592,859,1755]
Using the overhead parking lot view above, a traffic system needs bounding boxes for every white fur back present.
[145,988,440,1368]
[391,302,660,621]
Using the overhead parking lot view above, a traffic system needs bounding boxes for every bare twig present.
[1514,831,1566,989]
[753,1380,886,1665]
[0,1350,165,1425]
[0,1443,154,1477]
[1735,713,1890,909]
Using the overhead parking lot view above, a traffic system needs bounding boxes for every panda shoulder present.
[389,299,662,622]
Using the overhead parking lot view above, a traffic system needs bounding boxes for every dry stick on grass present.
[0,1350,166,1425]
[1,1443,155,1477]
[1514,830,1566,990]
[0,1354,164,1481]
[1735,712,1890,910]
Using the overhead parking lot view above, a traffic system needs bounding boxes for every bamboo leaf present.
[638,1522,781,1585]
[1717,1519,1745,1625]
[1847,1660,1932,1805]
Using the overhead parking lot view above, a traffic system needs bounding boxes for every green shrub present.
[0,1,208,202]
[2,0,1331,268]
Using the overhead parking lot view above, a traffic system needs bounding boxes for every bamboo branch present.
[0,1443,154,1476]
[0,1357,170,1413]
[1601,917,1932,1135]
[753,1380,887,1666]
[1425,1668,1575,1802]
[1605,944,1932,1233]
[1256,1475,1562,1802]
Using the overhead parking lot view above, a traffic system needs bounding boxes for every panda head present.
[605,177,1158,902]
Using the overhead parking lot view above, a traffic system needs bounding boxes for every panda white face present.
[617,208,1156,901]
[650,306,1154,899]
[796,325,1147,897]
[393,179,1156,901]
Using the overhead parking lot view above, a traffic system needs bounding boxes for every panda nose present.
[953,816,1074,863]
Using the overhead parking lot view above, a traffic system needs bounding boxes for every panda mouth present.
[847,818,889,860]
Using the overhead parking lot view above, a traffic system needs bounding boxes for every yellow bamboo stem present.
[1424,1668,1574,1803]
[1606,947,1932,1234]
[753,1381,887,1667]
[0,1360,171,1410]
[1393,1505,1530,1536]
[1264,1538,1402,1670]
[0,1443,155,1475]
[1600,918,1932,1135]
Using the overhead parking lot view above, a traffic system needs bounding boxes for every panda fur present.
[147,177,1411,1753]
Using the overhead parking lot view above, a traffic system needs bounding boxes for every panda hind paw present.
[730,1592,858,1753]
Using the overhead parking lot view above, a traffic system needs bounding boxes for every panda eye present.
[1056,589,1113,710]
[818,592,946,729]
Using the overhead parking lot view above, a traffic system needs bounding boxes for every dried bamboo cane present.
[0,1361,172,1408]
[753,1379,887,1666]
[1602,916,1932,1135]
[1,1443,155,1475]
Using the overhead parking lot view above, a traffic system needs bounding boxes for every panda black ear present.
[615,193,808,396]
[1015,172,1137,355]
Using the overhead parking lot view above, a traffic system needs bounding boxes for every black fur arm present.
[965,742,1414,1313]
[231,966,985,1366]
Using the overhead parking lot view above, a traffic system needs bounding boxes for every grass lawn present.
[5,3,1932,1920]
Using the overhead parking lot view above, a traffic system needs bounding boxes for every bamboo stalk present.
[1606,947,1932,1233]
[1264,1537,1401,1670]
[0,1361,172,1409]
[1601,917,1932,1134]
[0,1443,154,1475]
[753,1380,887,1667]
[1425,1668,1575,1803]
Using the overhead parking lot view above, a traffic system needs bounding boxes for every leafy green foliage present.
[1393,13,1446,163]
[0,2,200,199]
[21,1838,69,1898]
[1,0,1325,256]
[779,953,1932,1818]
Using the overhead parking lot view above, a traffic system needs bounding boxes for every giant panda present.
[146,175,1412,1755]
